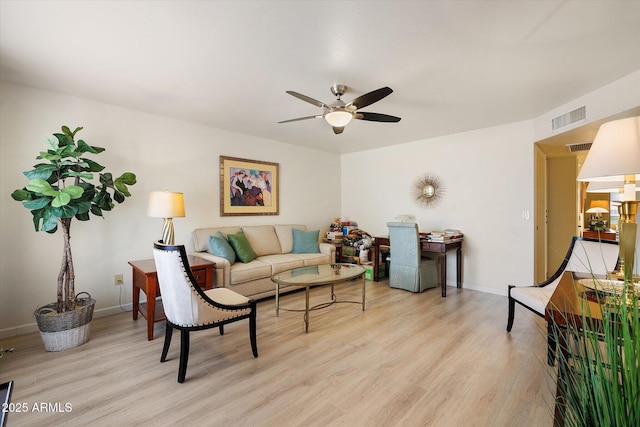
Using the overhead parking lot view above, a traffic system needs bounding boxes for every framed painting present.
[220,156,279,216]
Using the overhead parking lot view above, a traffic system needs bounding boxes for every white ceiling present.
[1,1,640,154]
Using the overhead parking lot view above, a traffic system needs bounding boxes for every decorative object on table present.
[11,126,137,351]
[343,229,375,252]
[411,173,445,208]
[327,217,343,240]
[278,84,400,135]
[577,115,640,285]
[586,200,609,231]
[220,156,279,216]
[147,191,185,245]
[427,229,463,242]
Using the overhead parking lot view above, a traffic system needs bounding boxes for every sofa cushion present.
[258,254,305,274]
[274,224,307,253]
[230,259,272,285]
[228,232,258,263]
[242,225,282,256]
[292,228,320,254]
[208,232,236,265]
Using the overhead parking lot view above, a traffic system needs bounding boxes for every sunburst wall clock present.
[411,173,445,208]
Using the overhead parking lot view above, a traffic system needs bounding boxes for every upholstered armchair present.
[387,222,438,292]
[507,236,619,365]
[152,242,258,383]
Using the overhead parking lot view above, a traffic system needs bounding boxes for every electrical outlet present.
[114,274,124,286]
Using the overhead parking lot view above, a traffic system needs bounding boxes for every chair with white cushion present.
[506,236,619,365]
[153,241,258,383]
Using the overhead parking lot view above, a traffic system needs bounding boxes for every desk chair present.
[387,222,438,292]
[153,242,258,383]
[507,237,619,365]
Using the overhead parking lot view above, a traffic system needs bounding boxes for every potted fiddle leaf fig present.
[11,126,136,351]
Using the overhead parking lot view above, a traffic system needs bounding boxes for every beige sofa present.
[192,224,335,299]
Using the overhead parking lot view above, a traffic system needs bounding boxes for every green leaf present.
[76,140,99,154]
[26,179,59,197]
[11,189,32,201]
[50,204,77,218]
[113,190,125,203]
[74,201,92,215]
[67,171,94,179]
[94,188,114,210]
[23,198,51,210]
[51,191,71,208]
[24,164,57,180]
[54,132,74,147]
[75,211,90,221]
[38,151,62,161]
[99,172,114,188]
[61,125,73,137]
[41,208,59,232]
[81,158,105,172]
[90,204,103,217]
[114,177,133,197]
[61,185,83,199]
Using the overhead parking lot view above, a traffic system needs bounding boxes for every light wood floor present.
[1,279,556,426]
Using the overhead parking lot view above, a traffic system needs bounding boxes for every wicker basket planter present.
[34,293,95,352]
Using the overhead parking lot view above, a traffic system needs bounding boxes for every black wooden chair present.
[152,242,258,383]
[506,236,619,365]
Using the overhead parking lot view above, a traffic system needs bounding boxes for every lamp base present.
[161,218,175,245]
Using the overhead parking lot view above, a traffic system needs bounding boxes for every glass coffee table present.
[271,263,366,333]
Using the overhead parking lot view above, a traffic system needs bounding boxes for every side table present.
[128,256,215,340]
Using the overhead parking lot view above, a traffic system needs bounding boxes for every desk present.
[372,237,463,297]
[129,256,215,340]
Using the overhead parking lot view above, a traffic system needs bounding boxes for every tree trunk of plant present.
[57,217,75,312]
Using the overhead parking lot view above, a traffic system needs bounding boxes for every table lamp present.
[577,116,640,285]
[147,191,185,245]
[586,200,609,231]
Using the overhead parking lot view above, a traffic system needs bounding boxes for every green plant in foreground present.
[11,126,136,313]
[554,283,639,426]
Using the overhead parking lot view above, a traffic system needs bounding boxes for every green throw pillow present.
[208,232,236,265]
[227,231,258,263]
[291,228,320,254]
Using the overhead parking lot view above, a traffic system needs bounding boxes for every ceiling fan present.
[278,84,401,134]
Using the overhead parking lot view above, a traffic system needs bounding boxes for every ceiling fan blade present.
[286,91,327,108]
[278,115,322,124]
[347,87,393,110]
[332,126,345,135]
[355,112,401,123]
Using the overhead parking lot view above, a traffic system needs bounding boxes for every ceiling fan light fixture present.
[325,110,353,127]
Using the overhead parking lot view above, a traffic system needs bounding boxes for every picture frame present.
[220,156,279,216]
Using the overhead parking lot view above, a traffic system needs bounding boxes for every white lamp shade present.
[325,110,353,127]
[147,191,186,218]
[587,180,639,193]
[577,116,640,182]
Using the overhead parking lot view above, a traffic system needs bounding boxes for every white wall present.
[341,121,535,295]
[533,69,640,140]
[0,82,342,336]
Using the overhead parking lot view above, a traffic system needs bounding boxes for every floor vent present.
[566,142,592,153]
[552,106,586,131]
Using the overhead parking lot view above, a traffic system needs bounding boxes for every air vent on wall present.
[552,106,586,131]
[566,142,592,153]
